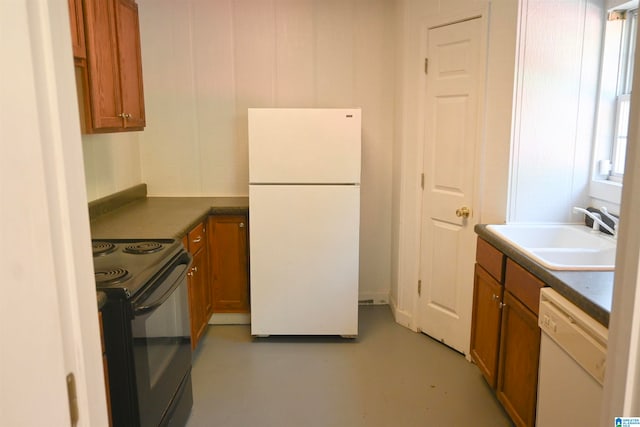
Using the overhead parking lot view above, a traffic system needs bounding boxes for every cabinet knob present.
[499,302,507,309]
[491,294,500,301]
[239,222,245,228]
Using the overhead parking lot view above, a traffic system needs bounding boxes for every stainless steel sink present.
[486,224,616,271]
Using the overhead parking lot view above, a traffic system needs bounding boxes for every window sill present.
[590,178,623,205]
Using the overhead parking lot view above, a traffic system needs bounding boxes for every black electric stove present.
[93,238,193,427]
[92,238,185,298]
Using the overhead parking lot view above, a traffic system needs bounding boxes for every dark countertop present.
[90,196,249,239]
[475,224,613,327]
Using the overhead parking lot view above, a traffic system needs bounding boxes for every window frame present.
[590,6,637,203]
[610,9,638,182]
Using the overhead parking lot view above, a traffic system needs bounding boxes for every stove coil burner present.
[95,267,131,285]
[123,241,164,255]
[93,241,117,257]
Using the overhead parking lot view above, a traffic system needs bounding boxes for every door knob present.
[455,206,471,218]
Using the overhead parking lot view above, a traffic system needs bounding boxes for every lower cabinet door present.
[208,215,249,313]
[496,291,541,427]
[192,248,209,348]
[470,264,503,388]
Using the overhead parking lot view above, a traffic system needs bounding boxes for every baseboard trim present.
[389,295,416,331]
[208,312,251,325]
[358,291,389,305]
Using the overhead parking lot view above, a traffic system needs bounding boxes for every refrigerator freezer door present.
[248,108,361,184]
[249,184,360,336]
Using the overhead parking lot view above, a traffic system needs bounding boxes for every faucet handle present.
[600,207,619,226]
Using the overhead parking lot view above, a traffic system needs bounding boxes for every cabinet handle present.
[193,236,202,243]
[239,222,245,228]
[499,302,507,309]
[193,266,198,273]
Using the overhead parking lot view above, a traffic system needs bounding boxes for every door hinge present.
[66,373,79,426]
[424,58,428,74]
[421,173,424,189]
[418,280,422,296]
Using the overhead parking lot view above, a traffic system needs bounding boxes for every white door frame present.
[414,7,489,356]
[1,0,107,425]
[393,6,491,334]
[601,30,640,419]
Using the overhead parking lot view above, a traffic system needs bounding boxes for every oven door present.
[131,256,192,427]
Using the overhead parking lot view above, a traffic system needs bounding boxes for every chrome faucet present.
[573,207,616,236]
[600,207,620,229]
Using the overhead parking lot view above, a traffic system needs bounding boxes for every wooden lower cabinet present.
[470,264,503,388]
[208,215,249,313]
[471,238,542,427]
[496,291,540,427]
[183,222,211,350]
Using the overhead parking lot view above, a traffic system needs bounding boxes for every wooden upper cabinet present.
[81,0,145,132]
[68,0,86,58]
[114,0,145,128]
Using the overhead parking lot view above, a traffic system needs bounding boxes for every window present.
[591,7,637,203]
[608,9,637,182]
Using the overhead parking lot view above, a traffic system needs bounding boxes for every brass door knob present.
[455,206,471,218]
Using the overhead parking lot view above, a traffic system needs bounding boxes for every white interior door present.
[418,17,484,354]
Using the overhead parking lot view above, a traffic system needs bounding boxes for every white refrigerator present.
[248,108,361,337]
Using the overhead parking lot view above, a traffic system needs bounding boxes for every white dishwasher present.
[536,288,608,427]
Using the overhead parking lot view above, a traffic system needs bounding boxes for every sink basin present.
[485,224,616,271]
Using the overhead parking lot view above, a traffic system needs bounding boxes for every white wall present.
[391,0,518,327]
[508,0,604,223]
[136,0,396,302]
[82,133,142,201]
[3,0,108,424]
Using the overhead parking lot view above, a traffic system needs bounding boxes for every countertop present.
[90,196,249,239]
[475,224,613,327]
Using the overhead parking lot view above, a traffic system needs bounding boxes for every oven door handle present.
[134,263,189,315]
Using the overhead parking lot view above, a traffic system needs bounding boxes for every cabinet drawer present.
[188,222,206,253]
[505,259,545,316]
[476,238,505,283]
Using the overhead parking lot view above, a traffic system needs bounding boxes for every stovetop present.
[92,238,185,298]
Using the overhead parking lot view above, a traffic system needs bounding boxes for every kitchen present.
[3,0,640,426]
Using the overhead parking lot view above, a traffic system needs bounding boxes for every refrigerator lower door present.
[249,184,360,336]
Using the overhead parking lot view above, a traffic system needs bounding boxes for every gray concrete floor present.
[186,305,512,427]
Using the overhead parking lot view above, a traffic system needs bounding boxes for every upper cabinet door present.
[83,0,123,130]
[80,0,145,132]
[115,0,145,129]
